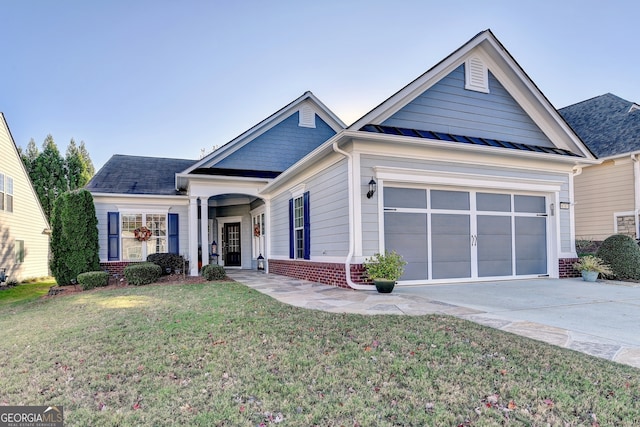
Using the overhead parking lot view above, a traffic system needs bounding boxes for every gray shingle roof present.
[559,93,640,158]
[86,154,197,195]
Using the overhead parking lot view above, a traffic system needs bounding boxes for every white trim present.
[217,216,243,267]
[289,183,306,198]
[373,166,564,193]
[613,210,639,238]
[116,205,170,214]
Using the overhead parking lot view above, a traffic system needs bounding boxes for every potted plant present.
[364,250,407,293]
[573,255,612,282]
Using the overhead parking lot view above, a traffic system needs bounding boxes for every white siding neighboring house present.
[88,30,597,287]
[0,113,50,282]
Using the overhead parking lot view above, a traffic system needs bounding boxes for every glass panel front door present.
[223,223,241,267]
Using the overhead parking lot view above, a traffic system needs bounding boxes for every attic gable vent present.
[299,104,316,128]
[629,103,640,113]
[465,56,489,93]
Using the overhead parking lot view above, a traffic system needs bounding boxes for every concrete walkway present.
[226,271,640,369]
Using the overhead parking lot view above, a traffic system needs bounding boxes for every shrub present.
[363,250,407,281]
[596,234,640,280]
[50,189,100,285]
[124,263,162,286]
[77,271,109,290]
[201,264,226,281]
[147,253,186,275]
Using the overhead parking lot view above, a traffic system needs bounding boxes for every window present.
[15,240,24,263]
[121,213,167,261]
[252,212,265,259]
[6,176,13,213]
[289,191,310,260]
[0,173,4,211]
[294,196,304,258]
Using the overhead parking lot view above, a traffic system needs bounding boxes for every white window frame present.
[120,212,169,261]
[0,172,5,211]
[251,208,265,260]
[613,211,639,238]
[6,176,13,213]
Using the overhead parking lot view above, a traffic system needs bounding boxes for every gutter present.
[332,141,376,291]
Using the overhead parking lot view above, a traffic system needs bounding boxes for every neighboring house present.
[88,30,597,287]
[0,113,50,282]
[560,93,640,242]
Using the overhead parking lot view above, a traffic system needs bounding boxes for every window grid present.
[294,196,304,258]
[6,176,13,212]
[0,173,4,211]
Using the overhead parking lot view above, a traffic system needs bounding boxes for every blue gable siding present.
[382,65,553,148]
[215,112,336,171]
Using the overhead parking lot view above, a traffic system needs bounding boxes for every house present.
[0,113,50,282]
[559,93,640,242]
[88,30,597,287]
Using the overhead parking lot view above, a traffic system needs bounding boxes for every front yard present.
[0,281,639,426]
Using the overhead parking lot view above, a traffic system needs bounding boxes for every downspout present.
[632,155,640,238]
[332,141,375,290]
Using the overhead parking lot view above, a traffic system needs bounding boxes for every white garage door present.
[384,187,548,282]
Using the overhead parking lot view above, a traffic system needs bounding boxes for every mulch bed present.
[45,273,230,298]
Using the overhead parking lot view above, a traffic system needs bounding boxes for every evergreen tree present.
[50,189,100,285]
[78,141,95,177]
[65,139,92,190]
[19,138,40,175]
[32,135,67,221]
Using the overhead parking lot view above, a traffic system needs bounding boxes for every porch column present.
[189,196,199,276]
[264,198,271,274]
[200,197,209,269]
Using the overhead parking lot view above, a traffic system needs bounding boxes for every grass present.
[0,279,56,307]
[0,281,639,426]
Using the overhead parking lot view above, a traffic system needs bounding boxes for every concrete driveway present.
[395,278,640,367]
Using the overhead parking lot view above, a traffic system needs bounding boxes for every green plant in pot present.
[364,250,407,293]
[573,255,612,282]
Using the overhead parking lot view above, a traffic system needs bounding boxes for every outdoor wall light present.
[257,254,265,271]
[559,202,571,210]
[366,178,377,199]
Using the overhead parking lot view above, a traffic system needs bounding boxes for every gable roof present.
[183,91,345,173]
[86,154,196,195]
[349,29,594,159]
[559,93,640,158]
[0,112,50,229]
[176,91,345,190]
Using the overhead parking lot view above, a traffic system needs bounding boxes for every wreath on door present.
[254,224,261,237]
[134,226,153,241]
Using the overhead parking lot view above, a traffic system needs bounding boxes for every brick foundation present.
[268,259,372,289]
[559,258,580,278]
[100,261,144,277]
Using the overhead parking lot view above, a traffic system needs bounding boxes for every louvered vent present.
[465,56,489,93]
[299,104,316,128]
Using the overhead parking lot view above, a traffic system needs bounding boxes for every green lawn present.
[0,279,56,308]
[0,281,639,426]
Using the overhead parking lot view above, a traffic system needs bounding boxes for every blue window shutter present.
[289,198,294,259]
[303,191,310,260]
[107,212,119,261]
[168,213,179,254]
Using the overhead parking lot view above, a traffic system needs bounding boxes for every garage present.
[383,186,548,283]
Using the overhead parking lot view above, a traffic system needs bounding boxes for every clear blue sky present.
[2,0,639,171]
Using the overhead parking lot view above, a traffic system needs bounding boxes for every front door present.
[223,223,241,267]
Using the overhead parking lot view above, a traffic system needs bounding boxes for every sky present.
[2,0,639,171]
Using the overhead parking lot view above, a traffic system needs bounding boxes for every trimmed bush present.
[201,264,226,281]
[147,253,187,275]
[596,234,640,280]
[50,189,100,285]
[124,263,162,286]
[77,271,109,290]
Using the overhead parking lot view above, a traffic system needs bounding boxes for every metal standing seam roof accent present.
[359,124,582,157]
